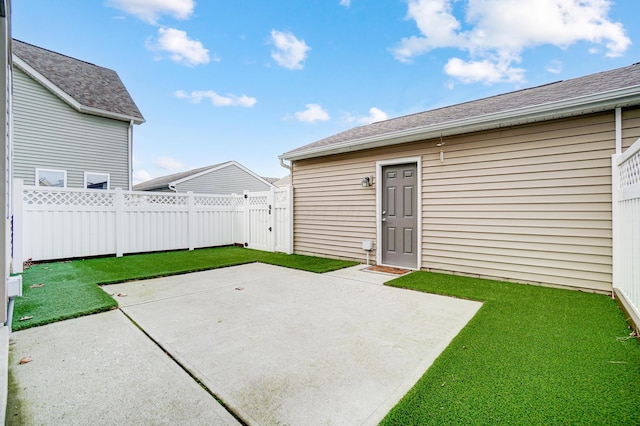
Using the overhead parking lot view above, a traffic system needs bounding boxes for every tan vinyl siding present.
[622,107,640,149]
[13,67,130,189]
[292,111,627,291]
[175,164,272,194]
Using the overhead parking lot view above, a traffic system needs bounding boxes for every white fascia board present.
[281,86,640,161]
[230,161,277,187]
[13,56,145,124]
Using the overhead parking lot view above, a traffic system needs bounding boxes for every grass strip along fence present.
[12,246,357,331]
[380,272,640,425]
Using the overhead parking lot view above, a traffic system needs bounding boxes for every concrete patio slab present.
[7,310,240,425]
[108,263,482,425]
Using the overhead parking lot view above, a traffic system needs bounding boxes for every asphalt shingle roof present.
[133,164,222,191]
[283,63,640,158]
[13,39,144,122]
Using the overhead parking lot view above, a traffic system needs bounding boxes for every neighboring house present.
[133,161,275,194]
[274,175,291,187]
[262,176,280,185]
[12,39,144,190]
[279,63,640,293]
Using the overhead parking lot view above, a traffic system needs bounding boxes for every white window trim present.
[35,168,67,188]
[84,171,110,190]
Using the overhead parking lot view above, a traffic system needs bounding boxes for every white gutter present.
[615,107,622,154]
[13,56,145,124]
[279,158,291,170]
[281,85,640,161]
[128,119,133,191]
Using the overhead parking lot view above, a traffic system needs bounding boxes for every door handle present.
[381,218,386,222]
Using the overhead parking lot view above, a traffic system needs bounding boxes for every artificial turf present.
[380,271,640,425]
[12,246,357,331]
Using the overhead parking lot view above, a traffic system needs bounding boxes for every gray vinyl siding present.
[174,164,272,194]
[292,109,640,292]
[12,67,130,189]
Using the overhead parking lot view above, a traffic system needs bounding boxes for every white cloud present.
[156,156,185,171]
[340,0,351,7]
[361,107,388,124]
[270,30,311,70]
[393,0,631,84]
[546,60,563,74]
[133,169,152,185]
[294,104,330,123]
[444,57,525,84]
[107,0,195,25]
[346,107,389,124]
[149,27,209,66]
[175,90,257,107]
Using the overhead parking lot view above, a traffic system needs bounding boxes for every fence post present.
[287,185,294,254]
[611,154,621,293]
[11,178,23,273]
[115,188,124,257]
[269,186,276,252]
[243,190,250,247]
[188,191,195,251]
[231,193,237,245]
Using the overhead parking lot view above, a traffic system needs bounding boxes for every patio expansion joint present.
[111,272,291,307]
[117,308,250,426]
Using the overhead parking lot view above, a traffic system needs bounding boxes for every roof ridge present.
[13,39,101,69]
[359,64,640,129]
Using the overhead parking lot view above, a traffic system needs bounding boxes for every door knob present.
[381,218,386,222]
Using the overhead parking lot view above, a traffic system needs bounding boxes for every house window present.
[85,172,110,190]
[36,168,67,188]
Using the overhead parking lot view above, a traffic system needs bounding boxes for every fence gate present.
[244,190,274,252]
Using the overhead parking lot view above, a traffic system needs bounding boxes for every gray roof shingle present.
[133,164,221,191]
[13,39,144,122]
[282,63,640,159]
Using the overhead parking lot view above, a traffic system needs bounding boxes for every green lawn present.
[12,246,357,330]
[380,271,640,425]
[12,248,640,423]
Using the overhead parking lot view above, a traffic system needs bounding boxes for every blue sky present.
[12,0,640,182]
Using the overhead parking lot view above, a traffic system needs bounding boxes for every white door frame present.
[376,156,422,270]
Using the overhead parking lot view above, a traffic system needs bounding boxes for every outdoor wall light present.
[361,176,372,187]
[436,139,445,163]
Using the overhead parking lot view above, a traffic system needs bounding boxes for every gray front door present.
[381,163,418,268]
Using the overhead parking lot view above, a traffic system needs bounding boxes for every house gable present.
[12,39,144,124]
[12,67,131,189]
[174,162,274,194]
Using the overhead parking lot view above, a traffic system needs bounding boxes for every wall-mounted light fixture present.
[361,176,373,187]
[436,135,445,163]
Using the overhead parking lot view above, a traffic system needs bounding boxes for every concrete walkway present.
[7,310,240,425]
[8,263,481,425]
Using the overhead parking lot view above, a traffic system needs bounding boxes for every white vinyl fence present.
[11,180,292,273]
[612,137,640,326]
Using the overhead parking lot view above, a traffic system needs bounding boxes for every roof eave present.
[13,55,145,124]
[280,86,640,161]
